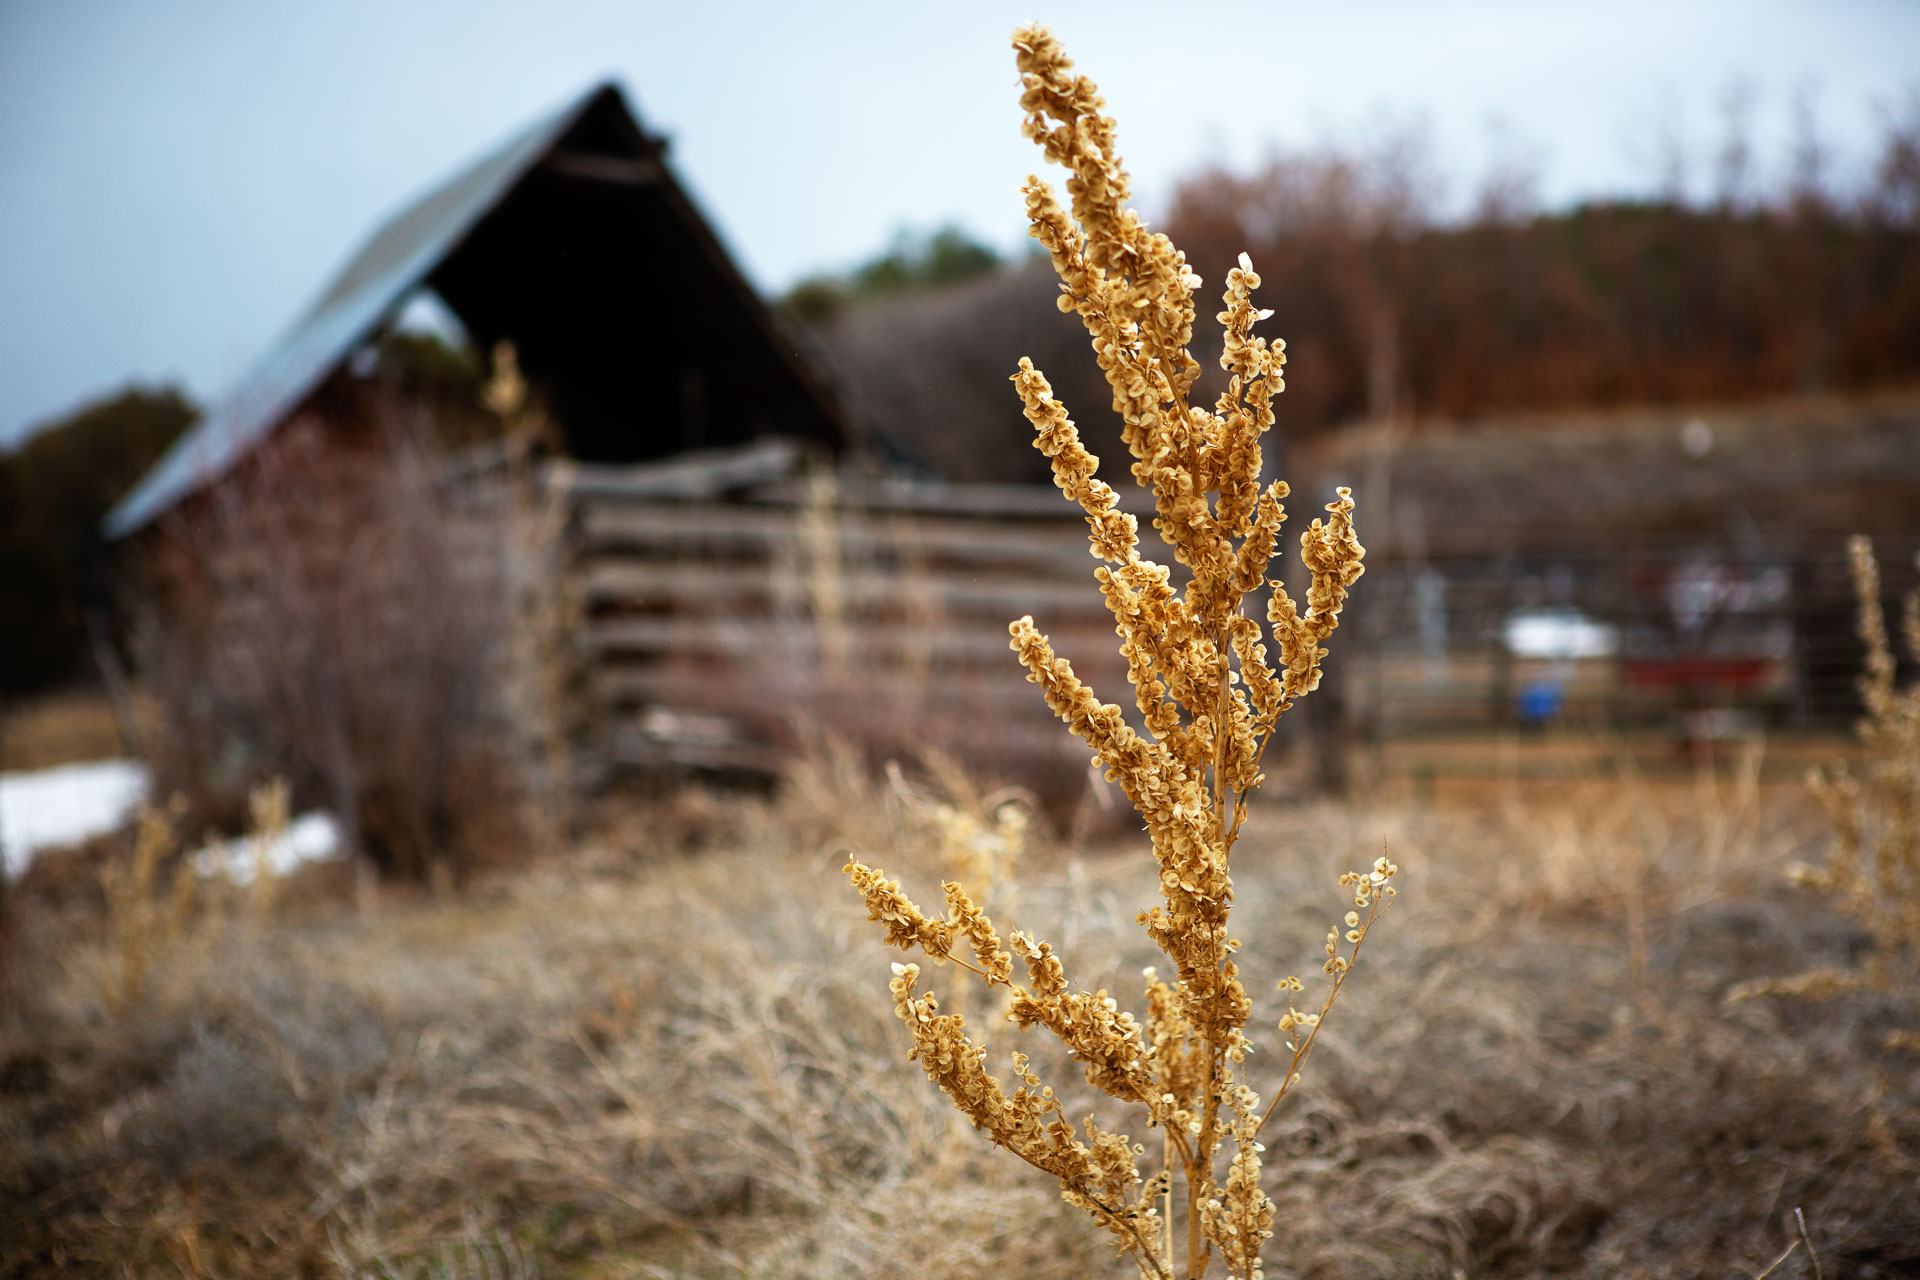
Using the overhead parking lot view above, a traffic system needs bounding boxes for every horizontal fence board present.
[748,475,1155,520]
[598,709,1079,771]
[587,663,1052,712]
[602,725,787,773]
[584,616,1038,668]
[578,560,1117,622]
[556,439,805,502]
[575,502,1101,574]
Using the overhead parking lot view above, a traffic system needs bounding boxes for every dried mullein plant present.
[843,26,1390,1279]
[1729,537,1920,1049]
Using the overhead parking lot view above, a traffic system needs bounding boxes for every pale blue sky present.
[2,0,1916,445]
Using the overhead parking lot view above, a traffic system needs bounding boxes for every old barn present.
[104,83,1121,861]
[105,81,851,533]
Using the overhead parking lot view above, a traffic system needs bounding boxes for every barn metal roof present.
[103,90,596,538]
[104,82,846,537]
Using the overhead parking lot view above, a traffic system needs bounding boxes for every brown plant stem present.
[1255,891,1389,1136]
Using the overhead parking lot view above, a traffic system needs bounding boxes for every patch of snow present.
[194,812,342,884]
[0,759,149,879]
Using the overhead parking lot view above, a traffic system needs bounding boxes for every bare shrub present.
[137,399,528,880]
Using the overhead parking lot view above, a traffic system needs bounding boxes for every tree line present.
[800,100,1920,481]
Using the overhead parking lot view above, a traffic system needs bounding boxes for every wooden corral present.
[1300,393,1920,737]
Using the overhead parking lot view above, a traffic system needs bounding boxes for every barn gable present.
[105,82,846,537]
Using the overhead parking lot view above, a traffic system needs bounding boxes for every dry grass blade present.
[1796,1207,1824,1280]
[1752,1237,1801,1280]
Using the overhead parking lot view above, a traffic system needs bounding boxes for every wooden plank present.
[578,560,1114,619]
[551,459,1151,522]
[587,663,1059,712]
[584,616,1035,666]
[575,502,1098,574]
[748,474,1156,519]
[602,724,785,773]
[597,713,1082,775]
[556,438,805,502]
[543,151,668,186]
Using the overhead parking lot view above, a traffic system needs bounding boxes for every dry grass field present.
[3,740,1916,1279]
[8,11,1919,1276]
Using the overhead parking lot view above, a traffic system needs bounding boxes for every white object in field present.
[195,811,342,884]
[1504,607,1620,660]
[1681,418,1714,458]
[0,759,148,878]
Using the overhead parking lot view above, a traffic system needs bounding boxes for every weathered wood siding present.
[551,444,1134,781]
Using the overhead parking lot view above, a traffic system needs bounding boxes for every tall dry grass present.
[1729,537,1920,1048]
[3,746,1916,1278]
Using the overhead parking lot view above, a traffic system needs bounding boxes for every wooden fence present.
[547,440,1133,787]
[527,433,1917,788]
[1332,543,1920,739]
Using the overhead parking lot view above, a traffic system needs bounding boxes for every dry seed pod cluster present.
[844,25,1392,1279]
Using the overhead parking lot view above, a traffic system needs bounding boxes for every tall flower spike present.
[846,29,1381,1280]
